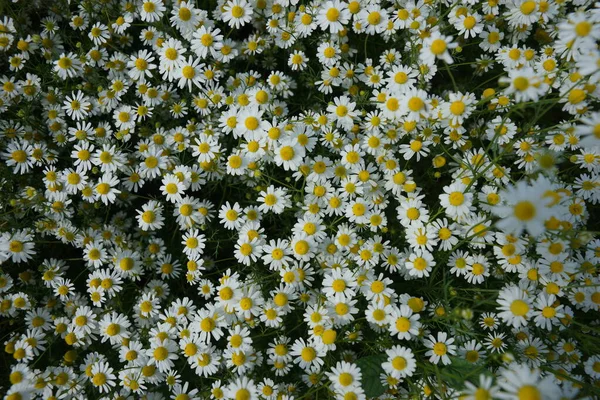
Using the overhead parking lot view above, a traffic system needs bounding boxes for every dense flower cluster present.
[0,0,599,399]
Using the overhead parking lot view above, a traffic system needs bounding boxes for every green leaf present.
[356,354,387,398]
[443,357,492,389]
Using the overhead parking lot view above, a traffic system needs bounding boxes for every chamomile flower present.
[405,249,435,278]
[94,173,121,205]
[88,22,110,46]
[388,305,421,340]
[54,52,82,80]
[140,0,166,22]
[171,2,201,34]
[2,140,33,174]
[326,361,362,391]
[218,202,244,230]
[382,345,416,379]
[497,285,533,328]
[63,91,91,121]
[127,50,156,82]
[358,5,389,35]
[92,144,126,174]
[221,0,254,28]
[90,361,117,393]
[160,174,186,203]
[225,376,258,400]
[192,133,221,164]
[327,96,357,131]
[98,312,131,345]
[257,185,291,214]
[532,294,564,330]
[291,338,326,371]
[191,25,223,60]
[317,0,351,33]
[465,254,491,284]
[480,27,505,53]
[137,200,165,231]
[261,239,292,270]
[421,32,458,65]
[492,179,553,238]
[177,56,204,91]
[0,230,35,264]
[442,92,476,125]
[501,67,546,103]
[439,181,474,219]
[462,375,499,400]
[288,51,309,71]
[159,38,186,79]
[274,138,305,171]
[496,363,560,400]
[182,229,206,258]
[322,268,357,302]
[424,332,457,365]
[148,337,179,373]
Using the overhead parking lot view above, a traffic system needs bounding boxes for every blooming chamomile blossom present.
[492,179,553,237]
[382,345,417,379]
[221,0,254,28]
[424,332,457,365]
[317,0,351,34]
[137,200,165,231]
[421,32,458,65]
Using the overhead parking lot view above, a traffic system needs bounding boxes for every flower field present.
[0,0,599,399]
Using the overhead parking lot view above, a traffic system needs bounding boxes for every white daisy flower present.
[221,0,254,28]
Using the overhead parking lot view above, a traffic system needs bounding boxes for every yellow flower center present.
[514,201,535,221]
[510,299,529,316]
[463,16,476,29]
[395,317,410,332]
[231,5,244,18]
[295,240,309,255]
[326,8,340,21]
[336,105,348,117]
[408,97,424,112]
[143,2,156,12]
[165,183,179,194]
[153,346,168,361]
[433,342,447,355]
[220,287,233,300]
[182,66,195,79]
[367,11,381,25]
[413,257,427,270]
[280,146,295,161]
[520,1,536,15]
[339,372,353,386]
[200,317,215,331]
[92,373,106,387]
[226,210,238,221]
[142,211,155,223]
[179,7,192,20]
[106,323,120,336]
[448,192,464,206]
[11,150,27,163]
[165,48,178,61]
[513,77,529,91]
[371,281,384,293]
[386,97,399,111]
[301,347,316,361]
[57,57,72,69]
[517,385,541,400]
[568,89,586,104]
[392,356,406,370]
[450,101,465,115]
[431,39,447,55]
[542,306,556,318]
